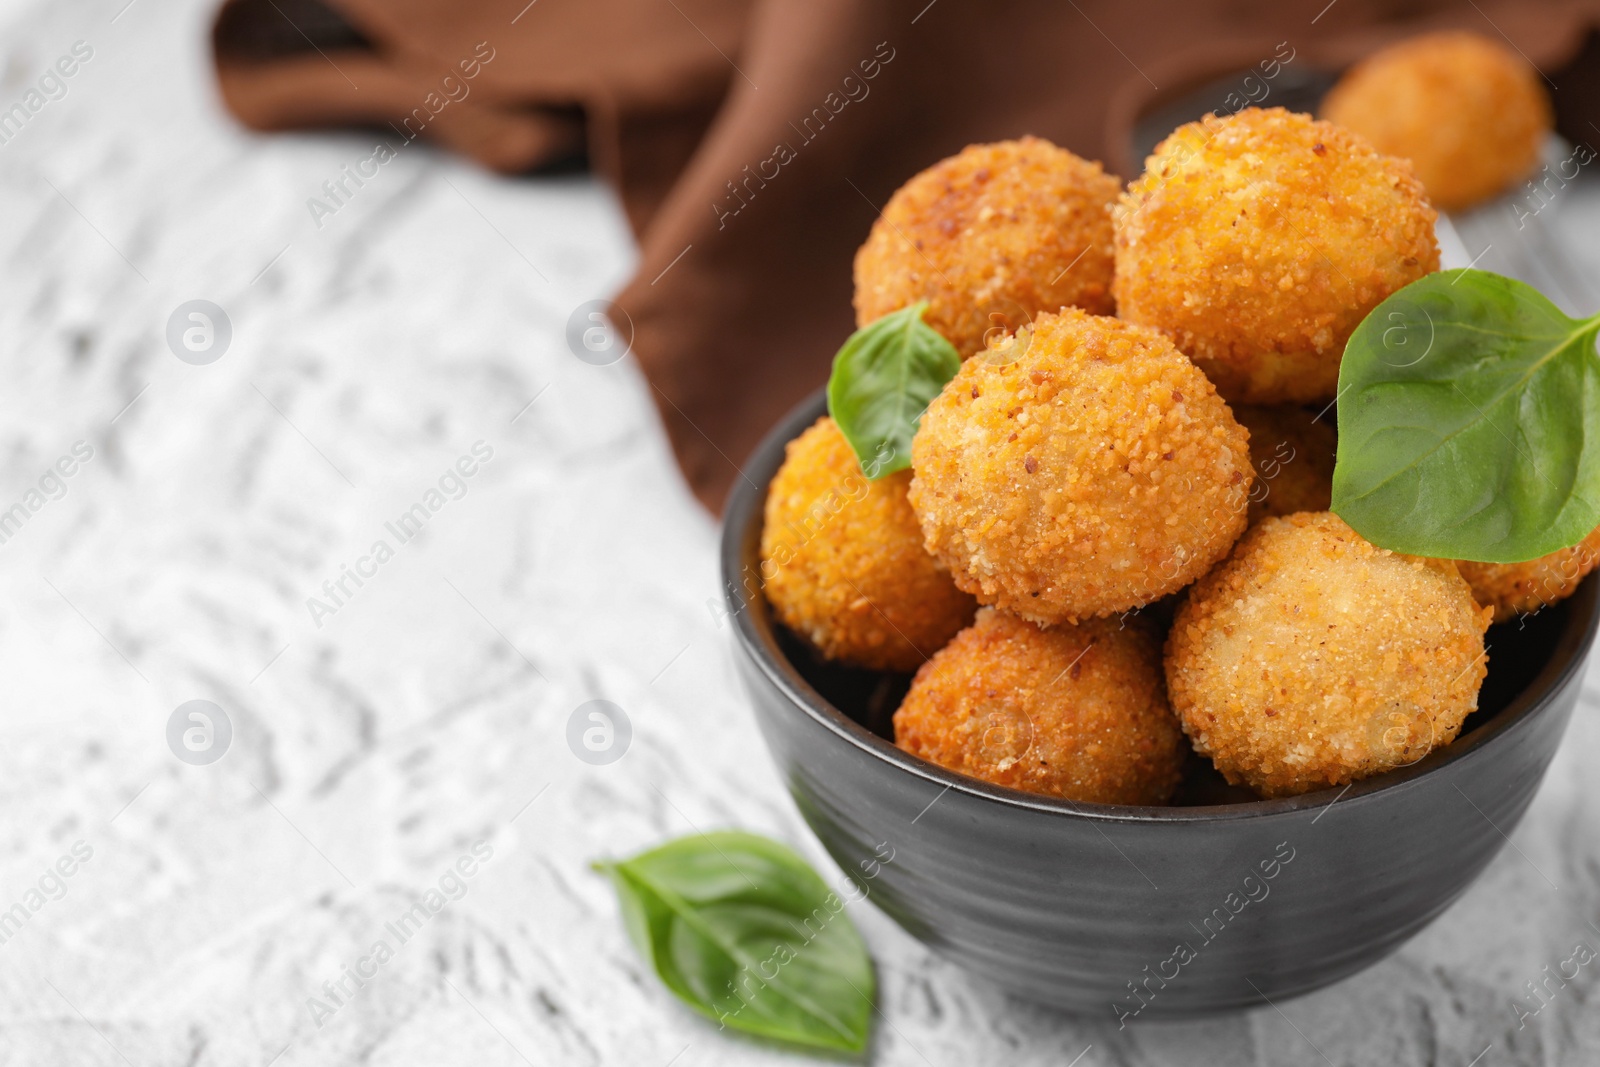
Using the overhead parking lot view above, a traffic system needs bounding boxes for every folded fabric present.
[212,0,1600,511]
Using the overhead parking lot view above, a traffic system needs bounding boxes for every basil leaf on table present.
[1332,269,1600,562]
[594,831,875,1054]
[827,302,961,478]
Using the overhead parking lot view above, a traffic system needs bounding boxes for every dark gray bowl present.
[720,388,1599,1020]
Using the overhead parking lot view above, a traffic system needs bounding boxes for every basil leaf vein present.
[1332,269,1600,562]
[595,831,875,1053]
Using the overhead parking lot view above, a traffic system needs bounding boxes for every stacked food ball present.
[851,137,1119,359]
[760,416,975,671]
[1321,31,1553,213]
[1114,108,1439,404]
[761,102,1583,805]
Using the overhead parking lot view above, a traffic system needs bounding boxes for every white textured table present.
[3,2,1600,1064]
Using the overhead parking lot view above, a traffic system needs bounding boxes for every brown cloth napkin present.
[213,0,1600,511]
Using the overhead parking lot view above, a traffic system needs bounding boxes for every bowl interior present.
[724,389,1600,822]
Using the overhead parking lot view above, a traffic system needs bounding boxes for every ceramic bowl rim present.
[721,388,1600,825]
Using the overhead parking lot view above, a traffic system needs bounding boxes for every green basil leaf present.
[595,831,875,1053]
[1332,269,1600,562]
[827,302,961,478]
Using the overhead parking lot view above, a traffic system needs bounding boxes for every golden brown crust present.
[1322,31,1552,213]
[1231,404,1336,525]
[853,137,1119,358]
[1165,512,1491,798]
[894,608,1186,804]
[1114,107,1439,405]
[761,416,975,671]
[909,308,1252,625]
[1457,524,1600,622]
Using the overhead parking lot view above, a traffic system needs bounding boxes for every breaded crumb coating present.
[910,308,1252,625]
[762,416,975,671]
[1457,524,1600,622]
[1115,107,1438,404]
[854,137,1118,358]
[1166,512,1490,798]
[894,608,1186,805]
[1322,31,1551,213]
[1231,404,1336,525]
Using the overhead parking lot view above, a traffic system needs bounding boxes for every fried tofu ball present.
[761,416,975,671]
[1114,107,1439,405]
[853,137,1118,359]
[1322,31,1552,213]
[894,608,1186,805]
[1166,512,1490,798]
[1457,523,1600,622]
[910,309,1252,625]
[1232,405,1336,524]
